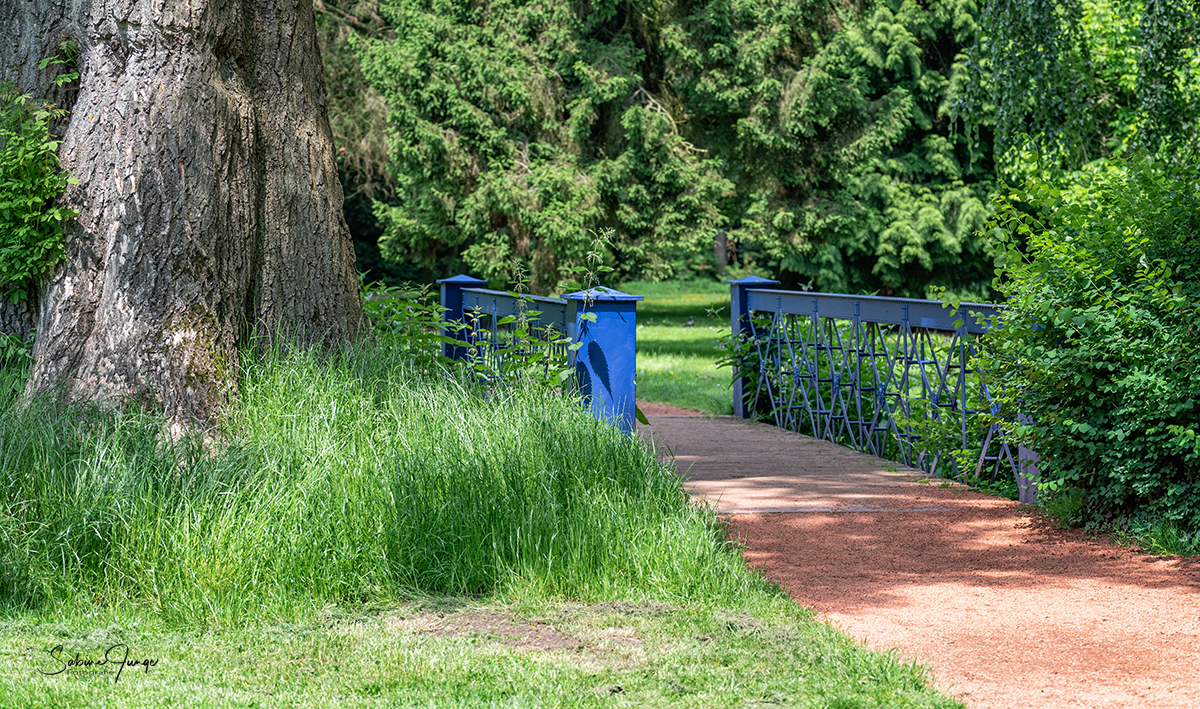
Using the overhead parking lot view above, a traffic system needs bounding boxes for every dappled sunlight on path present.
[641,412,1200,709]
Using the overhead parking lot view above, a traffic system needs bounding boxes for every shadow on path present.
[640,411,1200,709]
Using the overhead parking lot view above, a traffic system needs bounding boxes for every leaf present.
[635,405,650,426]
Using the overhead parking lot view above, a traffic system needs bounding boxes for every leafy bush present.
[0,79,76,300]
[981,155,1200,531]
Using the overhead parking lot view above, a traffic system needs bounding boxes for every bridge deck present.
[640,411,1200,709]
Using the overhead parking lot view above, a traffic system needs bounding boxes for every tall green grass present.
[0,341,774,626]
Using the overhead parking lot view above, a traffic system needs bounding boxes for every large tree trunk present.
[2,0,362,426]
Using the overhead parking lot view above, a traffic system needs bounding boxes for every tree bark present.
[2,0,362,426]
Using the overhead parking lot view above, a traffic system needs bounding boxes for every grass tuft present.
[1112,521,1200,558]
[1,340,772,626]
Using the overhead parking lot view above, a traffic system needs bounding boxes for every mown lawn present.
[622,280,733,414]
[1,599,959,708]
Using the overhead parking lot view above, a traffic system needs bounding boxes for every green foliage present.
[1133,0,1200,153]
[359,272,575,389]
[354,0,995,297]
[0,342,771,622]
[0,332,32,397]
[665,0,997,297]
[961,0,1200,169]
[360,277,456,370]
[36,39,80,90]
[359,233,616,396]
[315,0,395,201]
[0,79,76,300]
[980,155,1200,531]
[959,0,1096,166]
[461,295,577,392]
[1112,520,1200,557]
[357,0,728,292]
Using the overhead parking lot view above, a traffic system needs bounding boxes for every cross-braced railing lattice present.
[730,280,1030,489]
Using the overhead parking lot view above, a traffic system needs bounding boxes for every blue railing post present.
[564,287,644,435]
[437,274,487,360]
[727,276,779,418]
[1016,414,1041,505]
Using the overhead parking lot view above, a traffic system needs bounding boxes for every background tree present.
[353,0,995,297]
[328,0,1196,298]
[0,0,362,427]
[356,0,729,292]
[314,0,415,284]
[660,0,995,296]
[960,0,1199,169]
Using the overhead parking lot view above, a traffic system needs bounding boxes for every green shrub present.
[981,155,1200,531]
[0,79,76,300]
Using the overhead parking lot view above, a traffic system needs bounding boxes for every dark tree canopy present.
[353,0,996,298]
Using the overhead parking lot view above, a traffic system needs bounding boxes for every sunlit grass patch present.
[622,280,732,414]
[621,279,729,328]
[636,327,731,414]
[0,599,962,708]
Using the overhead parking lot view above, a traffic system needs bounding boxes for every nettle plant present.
[359,278,456,371]
[1,42,80,303]
[360,230,620,395]
[462,232,616,393]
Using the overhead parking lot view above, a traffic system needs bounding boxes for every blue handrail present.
[728,277,1040,502]
[438,276,643,435]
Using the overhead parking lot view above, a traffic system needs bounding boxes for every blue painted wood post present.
[437,274,487,360]
[564,287,644,435]
[728,275,779,418]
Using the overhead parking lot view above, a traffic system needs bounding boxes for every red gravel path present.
[640,410,1200,709]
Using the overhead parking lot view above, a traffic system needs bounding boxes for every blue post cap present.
[563,286,644,302]
[725,275,780,286]
[437,274,488,286]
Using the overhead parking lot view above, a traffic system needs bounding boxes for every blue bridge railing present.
[729,276,1040,501]
[438,275,643,435]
